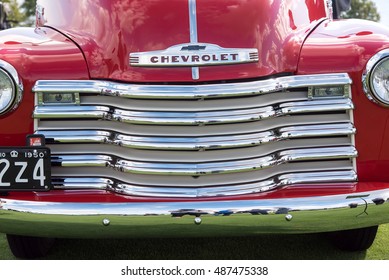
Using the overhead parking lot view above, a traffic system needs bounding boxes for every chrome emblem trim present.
[129,0,259,79]
[130,43,259,67]
[189,0,199,79]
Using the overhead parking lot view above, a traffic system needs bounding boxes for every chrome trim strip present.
[33,98,354,125]
[189,0,198,43]
[53,155,113,168]
[189,0,199,80]
[1,187,389,237]
[192,68,200,80]
[32,73,352,99]
[52,146,357,175]
[52,177,114,190]
[348,89,358,173]
[38,122,356,150]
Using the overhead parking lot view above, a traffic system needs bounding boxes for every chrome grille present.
[33,73,357,198]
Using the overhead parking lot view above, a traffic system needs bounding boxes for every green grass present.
[1,224,389,259]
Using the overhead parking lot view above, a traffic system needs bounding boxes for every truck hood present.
[39,0,328,82]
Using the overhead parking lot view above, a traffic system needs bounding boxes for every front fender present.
[0,27,89,146]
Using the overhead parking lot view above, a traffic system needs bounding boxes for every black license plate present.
[0,147,51,191]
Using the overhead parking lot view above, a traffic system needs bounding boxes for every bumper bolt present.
[102,218,110,226]
[285,214,293,221]
[194,217,202,225]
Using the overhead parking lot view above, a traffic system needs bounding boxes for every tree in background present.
[0,0,36,27]
[1,0,25,24]
[341,0,380,22]
[20,0,36,18]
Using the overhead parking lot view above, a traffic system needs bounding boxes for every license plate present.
[0,147,51,191]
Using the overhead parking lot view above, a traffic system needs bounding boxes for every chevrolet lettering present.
[2,0,389,259]
[130,43,259,67]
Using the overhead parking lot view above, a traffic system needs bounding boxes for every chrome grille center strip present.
[189,0,199,79]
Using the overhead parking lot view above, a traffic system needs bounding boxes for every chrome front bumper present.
[1,188,389,238]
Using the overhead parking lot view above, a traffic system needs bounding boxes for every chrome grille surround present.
[33,73,357,198]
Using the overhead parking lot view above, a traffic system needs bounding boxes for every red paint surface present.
[37,0,326,82]
[0,27,89,146]
[298,19,389,182]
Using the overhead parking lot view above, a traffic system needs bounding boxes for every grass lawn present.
[1,224,389,260]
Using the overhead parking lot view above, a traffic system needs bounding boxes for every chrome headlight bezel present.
[363,49,389,107]
[0,60,23,115]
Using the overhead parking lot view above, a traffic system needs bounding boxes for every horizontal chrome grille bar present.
[51,169,357,198]
[115,170,357,197]
[38,122,356,150]
[32,73,352,99]
[33,98,353,125]
[50,160,355,188]
[52,146,357,175]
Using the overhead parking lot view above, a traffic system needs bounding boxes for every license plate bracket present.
[0,147,51,191]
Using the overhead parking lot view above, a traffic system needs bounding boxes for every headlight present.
[0,60,23,115]
[0,69,16,114]
[363,49,389,106]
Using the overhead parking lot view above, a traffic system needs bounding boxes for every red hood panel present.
[39,0,327,82]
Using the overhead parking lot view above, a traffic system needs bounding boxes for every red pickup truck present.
[1,0,389,259]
